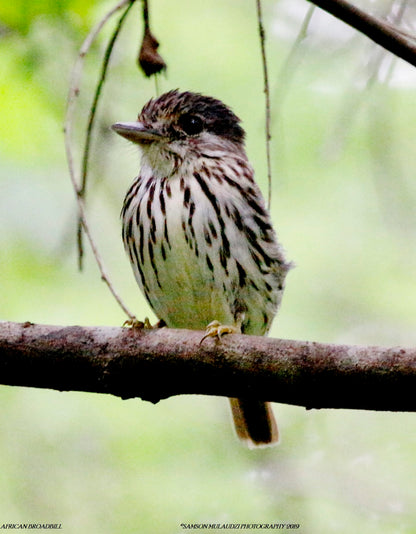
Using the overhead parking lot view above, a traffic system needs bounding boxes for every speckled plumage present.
[113,90,292,447]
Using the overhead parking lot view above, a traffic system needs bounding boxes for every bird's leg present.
[200,313,244,343]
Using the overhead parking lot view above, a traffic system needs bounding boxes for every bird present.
[112,89,292,448]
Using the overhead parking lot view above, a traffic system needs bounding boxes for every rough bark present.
[0,321,415,411]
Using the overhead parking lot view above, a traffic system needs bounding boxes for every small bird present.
[112,90,291,448]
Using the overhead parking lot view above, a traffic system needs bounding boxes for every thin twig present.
[154,75,158,95]
[65,0,132,190]
[138,0,166,76]
[143,0,150,27]
[77,0,136,268]
[256,0,272,210]
[64,0,137,322]
[78,193,136,321]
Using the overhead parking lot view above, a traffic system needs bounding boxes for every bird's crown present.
[139,89,245,145]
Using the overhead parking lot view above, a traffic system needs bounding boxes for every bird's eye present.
[178,114,204,136]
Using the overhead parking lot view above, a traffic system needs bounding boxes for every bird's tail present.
[229,398,279,448]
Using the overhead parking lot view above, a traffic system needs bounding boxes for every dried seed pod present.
[138,26,166,77]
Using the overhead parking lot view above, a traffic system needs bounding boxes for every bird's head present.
[112,90,246,175]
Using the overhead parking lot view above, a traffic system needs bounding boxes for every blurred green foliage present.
[1,0,416,532]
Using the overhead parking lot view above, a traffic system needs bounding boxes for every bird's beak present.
[111,121,163,144]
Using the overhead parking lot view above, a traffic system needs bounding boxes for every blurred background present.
[1,0,416,532]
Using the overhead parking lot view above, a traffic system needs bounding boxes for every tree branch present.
[0,321,415,411]
[307,0,416,68]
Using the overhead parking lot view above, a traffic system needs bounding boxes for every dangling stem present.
[256,0,272,210]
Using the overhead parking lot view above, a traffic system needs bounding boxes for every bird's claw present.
[200,320,239,344]
[123,316,153,329]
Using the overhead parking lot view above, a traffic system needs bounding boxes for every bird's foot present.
[200,320,239,344]
[123,317,166,329]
